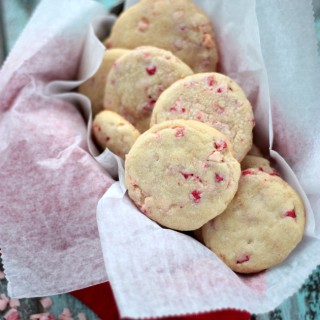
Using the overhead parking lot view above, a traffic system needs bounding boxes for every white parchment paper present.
[96,0,320,318]
[0,0,116,297]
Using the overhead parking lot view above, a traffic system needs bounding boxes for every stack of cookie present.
[79,0,305,274]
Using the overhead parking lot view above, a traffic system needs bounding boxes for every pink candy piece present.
[236,254,250,264]
[0,294,9,311]
[191,190,202,203]
[59,308,73,320]
[40,297,53,309]
[138,17,149,32]
[175,127,185,138]
[207,76,214,86]
[213,103,224,114]
[4,308,19,320]
[216,87,223,93]
[284,209,296,219]
[180,172,194,180]
[242,169,255,176]
[77,313,86,320]
[9,299,20,308]
[214,140,227,151]
[170,106,178,112]
[145,65,157,75]
[215,173,224,182]
[143,97,156,112]
[30,313,56,320]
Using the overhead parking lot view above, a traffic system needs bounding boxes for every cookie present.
[125,120,241,231]
[104,46,193,133]
[78,49,130,116]
[241,155,280,176]
[247,143,263,157]
[104,0,218,72]
[92,110,140,159]
[151,72,254,162]
[201,169,305,273]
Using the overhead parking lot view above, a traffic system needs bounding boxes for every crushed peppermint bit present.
[242,169,255,176]
[30,313,56,320]
[236,254,250,264]
[145,65,157,75]
[191,190,202,203]
[170,106,177,112]
[214,140,227,151]
[284,209,296,219]
[215,173,224,182]
[175,127,185,138]
[4,308,19,320]
[180,172,194,179]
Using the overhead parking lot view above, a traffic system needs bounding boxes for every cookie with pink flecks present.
[201,168,305,273]
[150,73,254,162]
[151,72,254,162]
[78,49,130,116]
[125,120,241,231]
[104,46,193,132]
[104,0,218,73]
[247,143,263,157]
[241,155,279,176]
[93,110,140,159]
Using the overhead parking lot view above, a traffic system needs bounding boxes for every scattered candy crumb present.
[77,313,86,320]
[30,312,56,320]
[9,298,20,308]
[40,297,52,309]
[59,308,73,320]
[0,294,9,311]
[4,308,19,320]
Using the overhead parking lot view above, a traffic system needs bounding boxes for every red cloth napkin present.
[71,283,251,320]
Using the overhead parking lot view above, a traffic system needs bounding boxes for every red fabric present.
[71,283,251,320]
